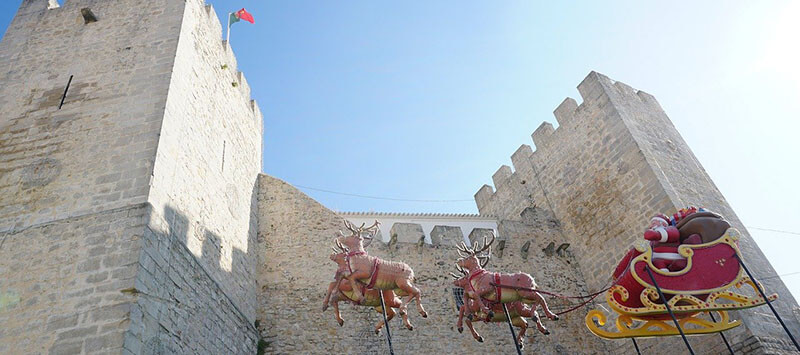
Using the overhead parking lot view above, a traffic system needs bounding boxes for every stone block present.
[510,144,533,172]
[429,225,463,246]
[468,228,495,247]
[492,165,512,188]
[474,184,494,213]
[553,97,578,126]
[531,121,555,149]
[389,223,425,244]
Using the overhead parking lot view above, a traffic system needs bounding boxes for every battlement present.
[471,71,800,353]
[8,1,263,130]
[340,211,498,246]
[474,71,661,215]
[198,2,263,129]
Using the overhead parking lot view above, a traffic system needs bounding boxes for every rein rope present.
[489,279,617,316]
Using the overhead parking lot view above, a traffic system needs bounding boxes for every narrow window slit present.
[59,75,73,109]
[221,140,226,172]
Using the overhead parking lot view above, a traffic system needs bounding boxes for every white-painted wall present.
[339,212,498,245]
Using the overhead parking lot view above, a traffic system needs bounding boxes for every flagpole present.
[226,12,232,45]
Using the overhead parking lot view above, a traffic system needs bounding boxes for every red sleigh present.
[586,228,777,339]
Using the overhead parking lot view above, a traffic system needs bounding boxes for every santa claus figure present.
[643,207,704,272]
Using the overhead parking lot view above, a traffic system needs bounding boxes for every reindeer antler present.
[449,264,469,279]
[335,239,349,253]
[361,220,380,248]
[474,233,495,255]
[456,241,473,257]
[342,219,358,234]
[454,232,496,269]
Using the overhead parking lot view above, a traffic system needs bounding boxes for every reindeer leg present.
[456,304,466,333]
[474,288,494,319]
[533,291,558,321]
[345,272,370,304]
[331,293,344,327]
[532,310,549,335]
[512,316,528,350]
[323,281,338,312]
[385,291,413,331]
[465,316,483,343]
[409,280,427,318]
[400,308,413,331]
[516,276,558,321]
[374,306,395,335]
[396,278,427,317]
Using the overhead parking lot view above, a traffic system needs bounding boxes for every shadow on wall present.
[130,182,259,353]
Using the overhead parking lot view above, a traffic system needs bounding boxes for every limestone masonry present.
[0,1,797,354]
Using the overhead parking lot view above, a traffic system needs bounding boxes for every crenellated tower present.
[0,0,262,353]
[475,71,800,353]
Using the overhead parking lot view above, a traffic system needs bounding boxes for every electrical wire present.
[293,184,474,202]
[748,227,800,236]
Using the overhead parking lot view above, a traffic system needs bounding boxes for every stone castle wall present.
[0,0,184,231]
[126,0,263,352]
[256,174,609,354]
[0,0,185,353]
[0,1,262,353]
[474,71,800,353]
[2,1,798,354]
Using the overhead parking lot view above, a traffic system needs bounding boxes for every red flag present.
[236,8,255,24]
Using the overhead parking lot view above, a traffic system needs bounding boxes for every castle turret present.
[475,71,800,353]
[0,1,262,353]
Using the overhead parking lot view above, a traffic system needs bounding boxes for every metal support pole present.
[645,267,695,355]
[378,292,395,355]
[502,303,523,355]
[735,255,800,351]
[632,338,642,355]
[708,312,734,355]
[226,12,232,44]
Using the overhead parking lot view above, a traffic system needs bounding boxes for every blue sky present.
[3,1,799,300]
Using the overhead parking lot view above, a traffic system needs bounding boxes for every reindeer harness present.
[467,269,503,310]
[345,250,381,290]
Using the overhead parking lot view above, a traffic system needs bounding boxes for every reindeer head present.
[334,219,380,252]
[329,242,350,274]
[455,232,495,272]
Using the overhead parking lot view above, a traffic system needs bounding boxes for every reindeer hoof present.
[375,329,380,335]
[487,311,495,319]
[338,320,344,327]
[477,336,484,343]
[322,305,328,312]
[551,315,559,321]
[408,326,413,331]
[421,311,428,318]
[543,329,550,335]
[457,327,463,333]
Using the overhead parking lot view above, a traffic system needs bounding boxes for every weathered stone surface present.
[474,71,800,354]
[0,1,261,353]
[390,223,425,244]
[430,225,463,246]
[257,175,606,354]
[468,228,495,247]
[1,1,794,353]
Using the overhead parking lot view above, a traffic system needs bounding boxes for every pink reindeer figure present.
[455,233,558,323]
[450,266,549,349]
[322,245,414,333]
[334,220,427,318]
